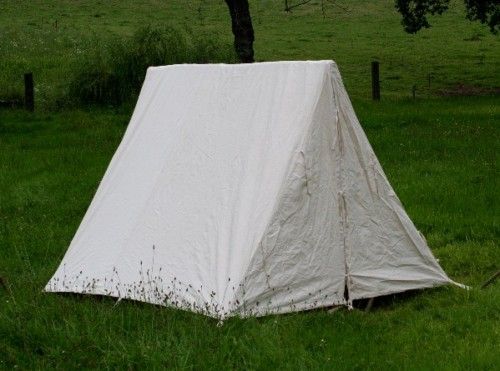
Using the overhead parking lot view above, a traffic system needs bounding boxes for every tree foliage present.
[395,0,499,34]
[464,0,500,33]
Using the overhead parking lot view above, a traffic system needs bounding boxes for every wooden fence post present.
[24,72,34,112]
[371,61,380,101]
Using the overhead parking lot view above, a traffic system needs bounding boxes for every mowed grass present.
[1,97,498,369]
[0,0,499,369]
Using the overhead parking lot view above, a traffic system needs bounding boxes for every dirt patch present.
[437,84,500,97]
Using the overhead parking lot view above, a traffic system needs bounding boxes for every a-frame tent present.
[46,61,462,319]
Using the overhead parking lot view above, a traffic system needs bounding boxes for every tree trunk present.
[224,0,255,63]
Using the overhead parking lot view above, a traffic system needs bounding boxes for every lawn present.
[0,0,499,369]
[1,98,498,369]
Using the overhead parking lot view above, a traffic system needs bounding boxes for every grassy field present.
[0,0,499,369]
[1,98,498,369]
[1,0,499,106]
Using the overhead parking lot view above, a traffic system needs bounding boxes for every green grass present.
[0,0,499,369]
[1,97,498,369]
[0,0,499,106]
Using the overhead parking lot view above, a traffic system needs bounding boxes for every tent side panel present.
[329,66,451,301]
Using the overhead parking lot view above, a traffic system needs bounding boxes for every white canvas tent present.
[46,61,461,319]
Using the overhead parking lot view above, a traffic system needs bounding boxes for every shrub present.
[69,42,124,106]
[70,26,236,106]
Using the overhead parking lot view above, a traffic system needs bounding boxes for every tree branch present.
[284,0,313,12]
